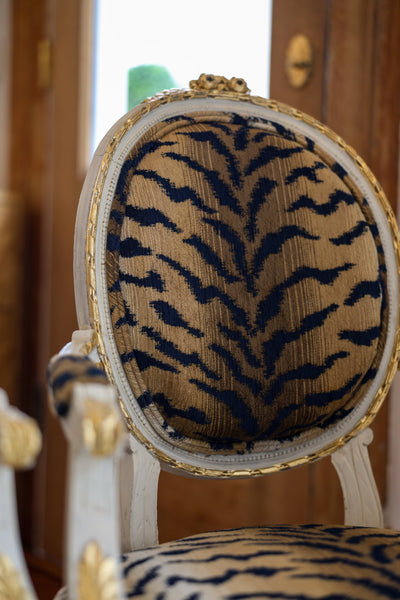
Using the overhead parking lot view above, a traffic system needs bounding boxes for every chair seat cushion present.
[55,524,400,599]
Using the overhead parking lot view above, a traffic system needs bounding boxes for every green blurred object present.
[127,65,178,109]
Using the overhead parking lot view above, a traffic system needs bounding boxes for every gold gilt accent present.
[190,73,250,94]
[285,34,314,88]
[0,414,42,470]
[81,331,98,356]
[85,75,400,478]
[78,542,119,600]
[82,399,124,457]
[0,554,32,600]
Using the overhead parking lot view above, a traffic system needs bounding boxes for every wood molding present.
[0,0,12,189]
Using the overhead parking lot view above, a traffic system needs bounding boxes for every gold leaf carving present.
[0,415,42,470]
[80,331,98,356]
[190,73,250,94]
[82,399,124,457]
[78,542,119,600]
[0,554,32,600]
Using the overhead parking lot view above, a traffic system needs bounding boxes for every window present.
[92,0,272,152]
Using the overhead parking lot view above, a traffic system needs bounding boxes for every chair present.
[48,74,400,599]
[0,388,42,600]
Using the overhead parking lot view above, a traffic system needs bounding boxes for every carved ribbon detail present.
[190,73,250,94]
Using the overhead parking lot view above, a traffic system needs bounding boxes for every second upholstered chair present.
[0,389,42,600]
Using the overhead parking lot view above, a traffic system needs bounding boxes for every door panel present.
[270,0,400,518]
[10,0,82,589]
[270,0,327,119]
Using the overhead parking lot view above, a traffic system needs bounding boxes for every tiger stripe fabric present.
[55,525,400,599]
[47,355,109,417]
[106,111,386,454]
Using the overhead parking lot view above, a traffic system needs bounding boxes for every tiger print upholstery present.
[47,355,109,417]
[106,111,386,454]
[55,524,400,599]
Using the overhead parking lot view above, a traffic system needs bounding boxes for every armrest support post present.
[331,427,384,527]
[119,437,160,552]
[65,382,125,600]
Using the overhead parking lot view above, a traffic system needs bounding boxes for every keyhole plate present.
[285,34,314,89]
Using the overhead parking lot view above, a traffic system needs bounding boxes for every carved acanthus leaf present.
[82,399,125,457]
[78,542,120,600]
[0,554,32,600]
[0,413,42,469]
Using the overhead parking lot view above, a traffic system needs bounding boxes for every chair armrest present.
[47,353,109,418]
[47,344,126,599]
[0,389,41,599]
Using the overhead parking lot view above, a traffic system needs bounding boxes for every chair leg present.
[331,427,384,527]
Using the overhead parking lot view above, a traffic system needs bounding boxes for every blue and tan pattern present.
[120,525,400,599]
[47,355,109,417]
[106,111,387,453]
[121,525,400,599]
[55,525,400,599]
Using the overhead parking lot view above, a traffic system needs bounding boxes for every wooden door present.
[10,0,83,596]
[269,0,400,524]
[9,1,400,597]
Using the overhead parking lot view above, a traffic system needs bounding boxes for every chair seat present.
[55,524,400,599]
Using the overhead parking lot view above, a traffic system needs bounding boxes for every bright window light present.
[92,0,272,152]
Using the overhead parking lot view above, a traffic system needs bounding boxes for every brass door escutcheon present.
[285,34,313,88]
